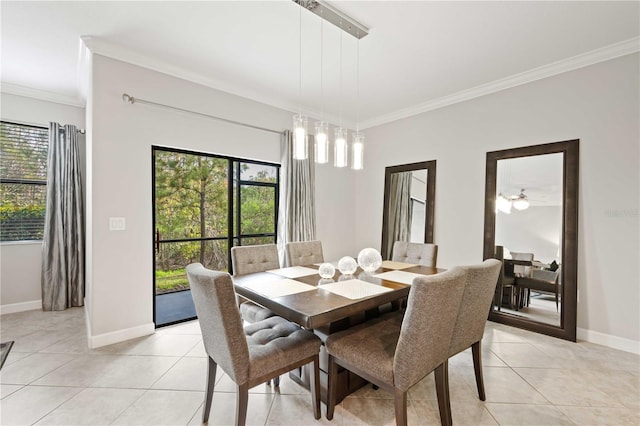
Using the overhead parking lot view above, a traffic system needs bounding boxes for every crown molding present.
[0,82,85,108]
[361,36,640,130]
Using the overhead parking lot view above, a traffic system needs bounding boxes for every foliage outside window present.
[153,147,279,294]
[0,121,48,242]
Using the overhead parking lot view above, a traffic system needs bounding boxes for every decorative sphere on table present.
[357,248,383,273]
[338,256,358,275]
[318,262,336,279]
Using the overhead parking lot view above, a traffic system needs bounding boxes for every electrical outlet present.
[109,217,126,231]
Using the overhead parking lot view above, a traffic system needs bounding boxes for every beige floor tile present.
[468,367,549,404]
[33,354,123,387]
[0,352,78,384]
[515,367,625,407]
[556,405,640,426]
[152,356,223,391]
[449,345,508,368]
[267,393,335,425]
[488,342,574,369]
[581,368,640,409]
[35,387,145,425]
[157,320,202,335]
[0,385,82,425]
[95,333,201,357]
[90,355,179,389]
[412,398,498,426]
[188,392,275,425]
[408,368,478,402]
[2,350,33,367]
[8,328,78,352]
[214,371,307,395]
[485,403,575,425]
[337,396,421,426]
[481,326,527,343]
[184,340,208,357]
[39,334,93,354]
[0,383,23,399]
[112,389,203,425]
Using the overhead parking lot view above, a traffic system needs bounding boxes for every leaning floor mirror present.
[381,160,436,260]
[483,140,579,341]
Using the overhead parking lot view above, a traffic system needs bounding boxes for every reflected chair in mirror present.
[186,263,322,425]
[516,268,560,311]
[325,268,467,426]
[285,240,324,267]
[493,246,516,310]
[231,244,280,324]
[446,259,502,415]
[391,241,438,267]
[509,251,534,277]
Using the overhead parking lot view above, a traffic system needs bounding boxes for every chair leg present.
[393,388,408,426]
[310,356,321,420]
[202,357,217,423]
[236,383,248,426]
[326,355,338,420]
[434,361,452,426]
[273,376,280,387]
[471,341,486,401]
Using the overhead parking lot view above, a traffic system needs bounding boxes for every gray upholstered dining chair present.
[392,241,438,267]
[285,240,324,267]
[325,267,467,426]
[231,244,280,323]
[186,263,321,426]
[445,259,502,421]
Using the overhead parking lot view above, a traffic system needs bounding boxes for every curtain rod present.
[121,93,282,135]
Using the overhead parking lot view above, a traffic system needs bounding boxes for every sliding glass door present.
[152,147,278,326]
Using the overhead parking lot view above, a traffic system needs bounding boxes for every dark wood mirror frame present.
[382,160,436,259]
[483,139,579,341]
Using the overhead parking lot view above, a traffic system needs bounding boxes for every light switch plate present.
[109,217,126,231]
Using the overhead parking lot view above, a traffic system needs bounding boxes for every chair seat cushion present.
[245,316,321,381]
[240,301,277,323]
[325,312,404,385]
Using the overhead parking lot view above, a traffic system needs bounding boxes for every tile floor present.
[1,308,639,425]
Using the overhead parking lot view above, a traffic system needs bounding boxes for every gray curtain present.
[277,130,316,265]
[385,171,412,259]
[41,123,85,311]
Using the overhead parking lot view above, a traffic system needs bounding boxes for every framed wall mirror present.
[382,160,436,260]
[483,140,579,341]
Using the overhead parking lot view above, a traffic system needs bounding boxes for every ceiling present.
[1,1,638,129]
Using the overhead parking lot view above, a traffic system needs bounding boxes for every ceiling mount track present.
[293,0,369,39]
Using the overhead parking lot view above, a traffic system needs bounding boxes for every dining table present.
[232,260,445,404]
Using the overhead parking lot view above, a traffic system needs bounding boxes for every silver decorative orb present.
[338,256,358,275]
[357,248,383,273]
[318,262,336,279]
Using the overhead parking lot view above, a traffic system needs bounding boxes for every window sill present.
[0,240,43,246]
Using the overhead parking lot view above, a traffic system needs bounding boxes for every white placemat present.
[314,261,339,267]
[373,270,426,285]
[381,260,417,270]
[242,278,316,299]
[266,266,318,278]
[320,279,392,300]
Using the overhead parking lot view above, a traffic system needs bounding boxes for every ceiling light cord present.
[320,7,324,121]
[339,19,343,129]
[299,4,303,115]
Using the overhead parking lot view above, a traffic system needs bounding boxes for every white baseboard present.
[0,299,41,315]
[88,322,155,349]
[577,327,640,355]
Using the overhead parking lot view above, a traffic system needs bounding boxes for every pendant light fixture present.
[314,8,329,164]
[351,32,364,170]
[334,21,348,168]
[292,3,308,160]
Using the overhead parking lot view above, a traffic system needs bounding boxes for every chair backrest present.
[510,251,534,277]
[391,241,438,267]
[448,259,503,357]
[186,263,250,385]
[393,267,466,391]
[231,244,280,275]
[286,240,324,267]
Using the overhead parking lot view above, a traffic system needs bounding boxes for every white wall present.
[0,93,85,313]
[496,206,563,264]
[86,54,358,346]
[354,54,639,349]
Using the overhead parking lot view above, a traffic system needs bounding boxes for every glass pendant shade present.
[293,114,308,160]
[513,197,530,210]
[351,131,364,170]
[315,121,329,164]
[334,128,348,168]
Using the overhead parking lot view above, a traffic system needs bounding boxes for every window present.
[0,121,49,242]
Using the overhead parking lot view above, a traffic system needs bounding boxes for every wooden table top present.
[233,264,444,329]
